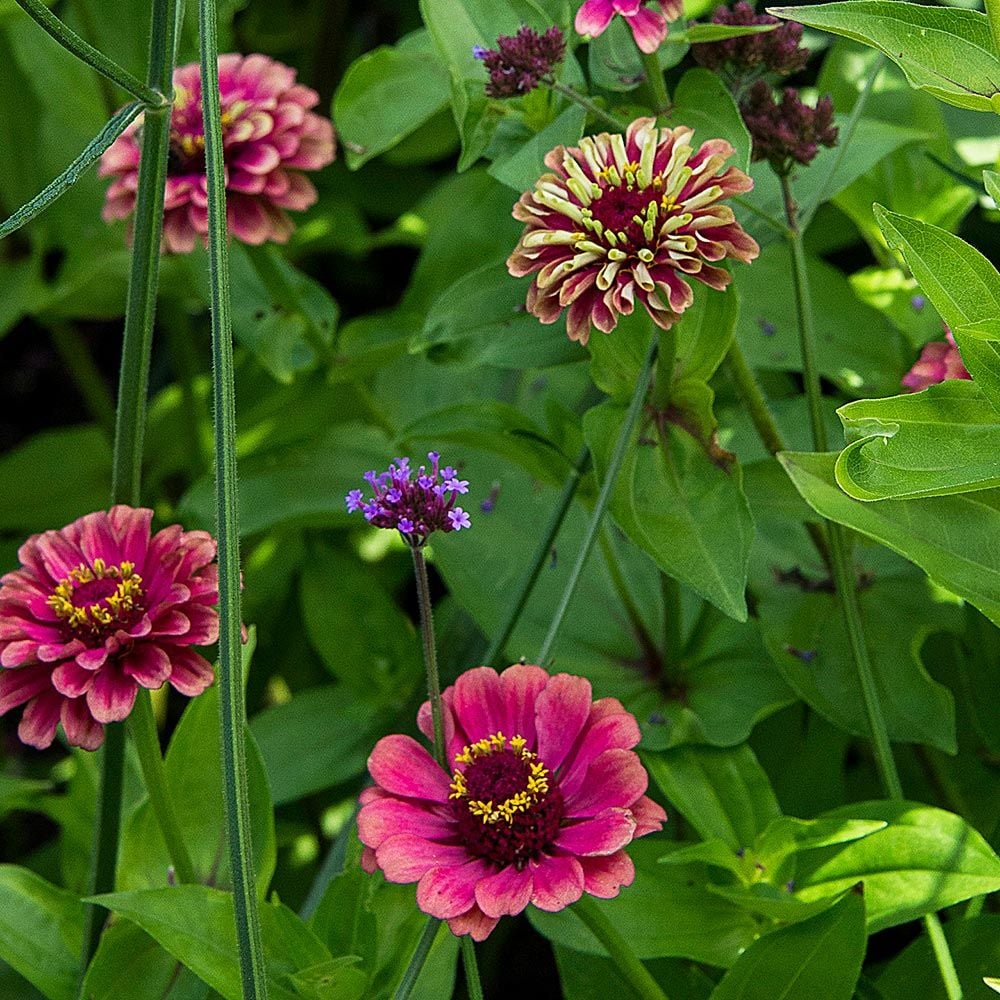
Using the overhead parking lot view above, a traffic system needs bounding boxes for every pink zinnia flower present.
[100,54,336,253]
[508,117,759,344]
[574,0,682,54]
[358,664,666,941]
[0,507,218,751]
[902,329,971,391]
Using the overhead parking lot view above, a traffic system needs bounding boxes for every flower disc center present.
[449,732,564,867]
[47,559,144,637]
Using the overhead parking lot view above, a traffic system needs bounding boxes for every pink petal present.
[375,834,470,883]
[565,748,648,818]
[121,645,172,689]
[559,711,642,799]
[227,196,273,245]
[452,666,507,742]
[61,698,104,750]
[165,647,215,696]
[626,6,668,53]
[631,795,668,837]
[51,660,96,698]
[232,143,281,175]
[579,850,635,898]
[18,690,63,749]
[0,663,54,713]
[535,673,593,773]
[529,855,585,912]
[368,734,451,803]
[1,640,40,667]
[417,859,493,919]
[575,0,615,36]
[447,905,499,942]
[86,665,137,724]
[474,865,534,919]
[556,808,637,857]
[75,647,108,670]
[357,797,455,849]
[499,663,550,745]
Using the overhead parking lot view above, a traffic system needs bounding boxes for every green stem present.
[574,895,670,1000]
[299,801,359,920]
[538,336,659,665]
[549,79,628,131]
[13,0,167,107]
[49,323,116,438]
[411,547,446,770]
[127,690,198,885]
[988,0,1000,57]
[81,0,179,979]
[639,50,669,114]
[198,1,268,996]
[461,937,484,1000]
[782,170,963,1000]
[723,336,831,571]
[392,919,442,1000]
[598,528,660,671]
[483,445,591,666]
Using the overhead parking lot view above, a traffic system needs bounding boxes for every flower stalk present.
[639,50,670,113]
[198,0,268,996]
[781,172,962,1000]
[411,547,446,770]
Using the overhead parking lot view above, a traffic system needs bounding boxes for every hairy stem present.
[128,690,198,885]
[198,0,268,995]
[782,171,962,1000]
[411,547,446,770]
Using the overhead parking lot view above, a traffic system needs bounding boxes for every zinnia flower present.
[508,117,759,344]
[473,26,566,98]
[902,329,971,391]
[345,453,471,546]
[574,0,682,54]
[100,54,335,252]
[0,507,218,751]
[358,664,666,941]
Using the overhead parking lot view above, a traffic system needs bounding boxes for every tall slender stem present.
[484,445,591,666]
[639,50,670,113]
[392,919,442,1000]
[198,2,268,996]
[539,336,659,665]
[781,171,962,1000]
[461,937,484,1000]
[127,690,198,885]
[549,79,628,131]
[574,895,670,1000]
[598,528,660,670]
[13,0,167,108]
[80,0,179,978]
[411,547,445,770]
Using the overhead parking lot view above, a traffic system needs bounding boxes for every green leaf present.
[769,3,1000,112]
[780,450,1000,626]
[665,69,752,174]
[951,333,1000,414]
[879,915,1000,1000]
[415,260,581,369]
[710,890,866,1000]
[0,426,111,533]
[683,23,778,43]
[0,866,83,1000]
[586,400,753,621]
[835,382,1000,500]
[875,206,1000,339]
[734,242,910,396]
[0,774,50,821]
[645,745,781,849]
[81,921,210,1000]
[90,887,335,1000]
[333,32,451,169]
[794,801,1000,931]
[119,682,276,896]
[488,103,586,193]
[555,945,716,1000]
[985,169,1000,205]
[250,685,386,805]
[530,840,758,966]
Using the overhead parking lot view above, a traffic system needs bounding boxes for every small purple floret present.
[345,452,473,546]
[477,25,566,99]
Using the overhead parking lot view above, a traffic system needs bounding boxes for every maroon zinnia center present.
[582,170,680,256]
[46,559,145,638]
[449,733,563,868]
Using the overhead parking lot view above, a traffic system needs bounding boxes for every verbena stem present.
[411,547,446,769]
[574,895,669,1000]
[198,1,268,996]
[127,690,198,885]
[549,80,628,131]
[13,0,167,107]
[538,336,659,665]
[81,0,180,979]
[483,445,591,666]
[781,173,962,1000]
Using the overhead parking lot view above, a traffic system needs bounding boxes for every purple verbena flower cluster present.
[346,453,471,547]
[692,2,808,78]
[473,26,566,99]
[741,82,838,174]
